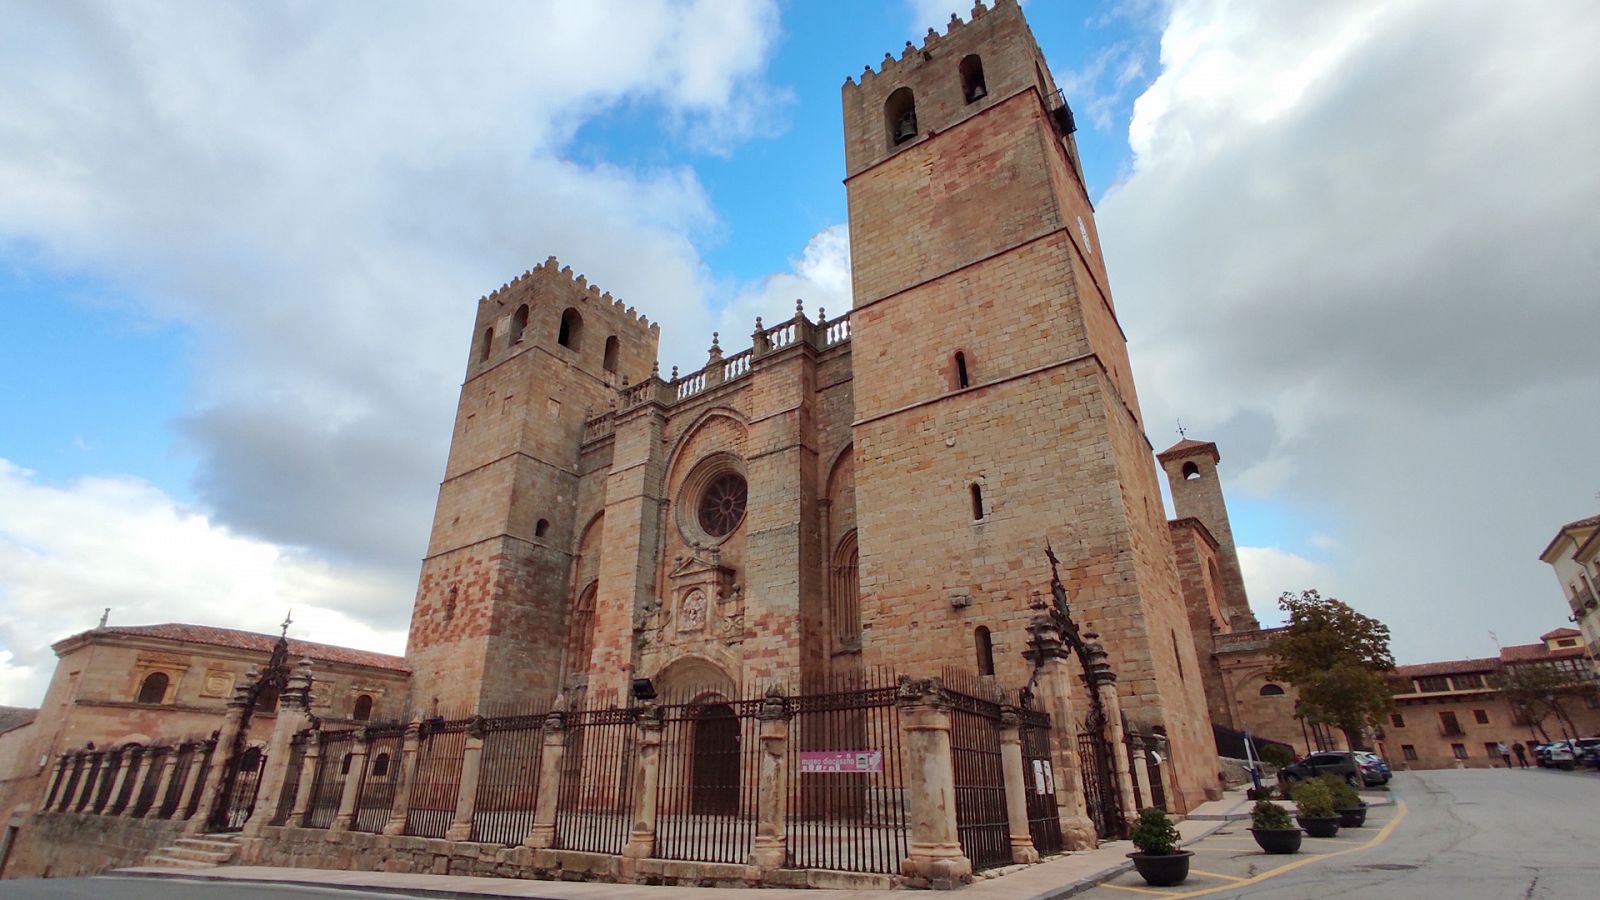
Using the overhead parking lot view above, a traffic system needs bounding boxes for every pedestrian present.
[1497,741,1511,768]
[1513,742,1529,768]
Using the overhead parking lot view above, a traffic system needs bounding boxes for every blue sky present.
[3,0,1597,706]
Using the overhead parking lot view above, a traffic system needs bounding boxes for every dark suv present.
[1278,751,1365,788]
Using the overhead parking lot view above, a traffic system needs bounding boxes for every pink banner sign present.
[798,750,883,773]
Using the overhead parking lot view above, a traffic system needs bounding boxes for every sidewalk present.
[112,796,1251,900]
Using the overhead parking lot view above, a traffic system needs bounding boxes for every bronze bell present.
[893,110,918,144]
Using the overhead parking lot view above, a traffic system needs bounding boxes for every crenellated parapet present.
[842,0,1004,87]
[478,255,657,333]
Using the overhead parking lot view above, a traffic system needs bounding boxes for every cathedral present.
[403,0,1222,809]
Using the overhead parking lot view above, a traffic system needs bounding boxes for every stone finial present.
[650,359,659,379]
[949,12,961,31]
[973,1,988,18]
[902,40,915,60]
[707,332,723,363]
[883,52,894,67]
[817,306,826,323]
[670,365,679,380]
[755,316,763,330]
[926,28,938,42]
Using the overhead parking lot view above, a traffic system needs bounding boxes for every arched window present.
[558,308,583,349]
[568,581,599,675]
[509,304,529,345]
[603,335,620,373]
[1259,683,1286,696]
[831,531,861,647]
[1182,461,1200,480]
[371,752,390,777]
[959,55,987,103]
[535,518,549,538]
[480,327,494,362]
[954,351,970,389]
[136,672,168,704]
[352,694,373,721]
[975,626,995,676]
[885,87,918,146]
[970,483,985,521]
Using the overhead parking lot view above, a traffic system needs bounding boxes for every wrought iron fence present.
[52,754,82,811]
[553,705,637,855]
[91,749,121,814]
[472,713,548,845]
[131,747,169,818]
[214,746,268,832]
[302,730,356,828]
[947,688,1010,871]
[158,743,198,819]
[183,741,216,820]
[1077,723,1125,840]
[270,734,308,826]
[353,725,407,833]
[654,698,763,863]
[785,674,907,875]
[109,747,144,814]
[1017,708,1063,856]
[405,718,468,838]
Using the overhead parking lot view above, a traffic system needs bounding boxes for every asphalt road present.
[0,876,414,899]
[1085,766,1600,899]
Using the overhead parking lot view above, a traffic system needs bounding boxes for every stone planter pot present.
[1249,827,1303,854]
[1127,851,1193,887]
[1296,815,1340,838]
[1337,806,1368,828]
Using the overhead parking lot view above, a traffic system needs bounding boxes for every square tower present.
[842,0,1217,809]
[406,259,659,713]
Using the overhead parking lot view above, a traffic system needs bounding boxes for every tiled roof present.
[59,623,409,672]
[1393,658,1500,678]
[1540,627,1582,640]
[1157,438,1220,462]
[1499,641,1585,663]
[1539,514,1600,561]
[0,705,38,735]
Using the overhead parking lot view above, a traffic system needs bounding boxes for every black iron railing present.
[405,719,468,838]
[471,713,548,845]
[654,698,763,863]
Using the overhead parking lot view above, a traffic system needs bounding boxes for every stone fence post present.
[175,742,209,820]
[1023,615,1097,850]
[622,706,664,860]
[106,745,141,815]
[524,709,568,849]
[41,753,70,811]
[289,731,323,825]
[382,721,423,836]
[331,727,371,835]
[188,673,254,834]
[997,709,1039,865]
[70,751,102,813]
[445,717,488,841]
[749,689,790,868]
[1085,638,1138,828]
[1129,733,1153,811]
[897,677,971,890]
[245,656,316,835]
[148,747,179,819]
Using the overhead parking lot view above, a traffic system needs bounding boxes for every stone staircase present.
[140,833,241,869]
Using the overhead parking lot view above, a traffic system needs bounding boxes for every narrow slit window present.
[975,626,995,676]
[603,335,620,373]
[954,351,970,389]
[480,327,493,362]
[970,483,984,520]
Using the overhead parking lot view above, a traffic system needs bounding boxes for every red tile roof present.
[1157,438,1220,462]
[1540,627,1582,640]
[1499,641,1585,663]
[59,623,409,672]
[1393,657,1500,678]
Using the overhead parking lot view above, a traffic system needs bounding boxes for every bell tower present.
[1158,439,1260,631]
[843,0,1218,810]
[406,258,659,713]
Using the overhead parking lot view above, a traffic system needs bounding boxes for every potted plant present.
[1248,799,1303,854]
[1320,773,1368,827]
[1127,807,1192,886]
[1289,778,1340,838]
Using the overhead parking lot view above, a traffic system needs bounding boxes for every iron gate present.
[1017,708,1063,856]
[1077,722,1125,840]
[212,746,267,832]
[948,690,1010,871]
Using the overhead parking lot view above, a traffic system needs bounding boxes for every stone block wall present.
[1,812,183,879]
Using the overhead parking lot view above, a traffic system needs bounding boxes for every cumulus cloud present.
[1101,0,1600,661]
[0,459,409,705]
[1238,547,1336,629]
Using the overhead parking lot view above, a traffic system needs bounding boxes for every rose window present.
[697,472,748,537]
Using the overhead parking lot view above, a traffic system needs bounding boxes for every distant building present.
[1382,629,1600,770]
[1539,514,1600,678]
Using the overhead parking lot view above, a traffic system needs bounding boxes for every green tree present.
[1491,662,1589,742]
[1269,589,1395,750]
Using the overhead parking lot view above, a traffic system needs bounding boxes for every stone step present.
[161,845,235,864]
[142,854,217,869]
[172,837,240,852]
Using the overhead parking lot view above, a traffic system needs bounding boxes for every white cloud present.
[1102,0,1600,661]
[0,460,408,706]
[1237,546,1335,629]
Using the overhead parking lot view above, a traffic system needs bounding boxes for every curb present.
[110,870,570,900]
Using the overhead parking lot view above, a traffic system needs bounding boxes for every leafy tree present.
[1269,589,1395,750]
[1491,663,1589,742]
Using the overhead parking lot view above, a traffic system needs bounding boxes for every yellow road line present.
[1189,870,1247,882]
[1102,802,1410,900]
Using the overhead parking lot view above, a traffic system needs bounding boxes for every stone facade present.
[1539,514,1600,678]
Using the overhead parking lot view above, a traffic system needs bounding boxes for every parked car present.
[1571,737,1600,768]
[1537,741,1577,770]
[1278,751,1367,788]
[1355,751,1391,784]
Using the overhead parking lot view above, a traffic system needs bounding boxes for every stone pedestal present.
[1024,616,1097,849]
[622,708,663,860]
[444,719,487,842]
[998,711,1039,865]
[330,728,371,835]
[288,735,322,825]
[897,678,972,889]
[1129,734,1153,812]
[523,711,567,849]
[749,690,790,868]
[382,722,423,836]
[175,744,209,823]
[246,657,316,836]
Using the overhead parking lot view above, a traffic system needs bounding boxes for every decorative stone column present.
[897,677,972,890]
[622,706,664,860]
[187,672,255,833]
[997,709,1039,865]
[444,717,488,841]
[145,748,177,818]
[331,726,371,835]
[245,656,316,836]
[382,721,424,836]
[107,746,142,815]
[1023,615,1096,850]
[1128,733,1153,812]
[174,742,209,821]
[1085,637,1138,828]
[523,708,568,849]
[749,688,790,868]
[289,731,323,825]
